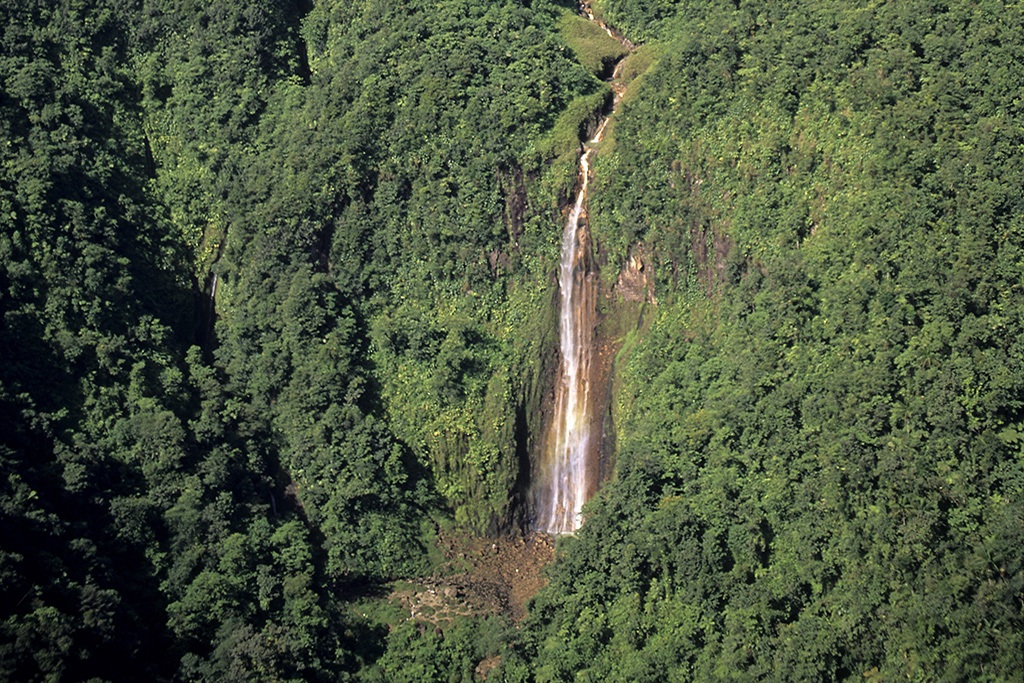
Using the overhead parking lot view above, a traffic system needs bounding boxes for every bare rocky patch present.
[389,529,555,628]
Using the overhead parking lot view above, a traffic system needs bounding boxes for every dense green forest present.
[1,0,1022,681]
[520,0,1024,679]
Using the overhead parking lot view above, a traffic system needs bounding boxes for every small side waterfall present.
[533,8,628,534]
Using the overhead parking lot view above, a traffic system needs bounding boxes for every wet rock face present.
[615,246,656,303]
[531,5,635,536]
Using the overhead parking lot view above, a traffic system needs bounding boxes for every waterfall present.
[532,10,626,533]
[533,147,600,534]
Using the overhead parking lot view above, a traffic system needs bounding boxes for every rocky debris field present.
[390,530,556,627]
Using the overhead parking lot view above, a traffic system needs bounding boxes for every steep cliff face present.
[529,7,639,534]
[615,246,656,304]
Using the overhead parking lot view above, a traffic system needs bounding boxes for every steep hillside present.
[517,0,1024,680]
[2,0,1022,680]
[1,0,604,678]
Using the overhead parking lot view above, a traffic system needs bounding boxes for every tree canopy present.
[2,0,1022,680]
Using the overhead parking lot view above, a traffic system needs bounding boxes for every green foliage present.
[0,0,610,678]
[557,9,629,77]
[614,44,661,93]
[524,0,1024,679]
[592,0,685,42]
[5,0,1023,678]
[281,0,601,532]
[360,616,512,683]
[530,90,611,190]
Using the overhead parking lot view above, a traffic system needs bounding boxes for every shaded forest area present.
[0,0,602,678]
[1,0,1022,681]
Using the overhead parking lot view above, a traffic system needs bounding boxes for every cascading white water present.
[531,3,629,535]
[537,150,597,534]
[533,111,618,534]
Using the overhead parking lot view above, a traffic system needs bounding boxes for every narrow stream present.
[532,8,629,534]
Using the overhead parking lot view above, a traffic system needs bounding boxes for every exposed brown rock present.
[615,245,656,304]
[390,529,556,628]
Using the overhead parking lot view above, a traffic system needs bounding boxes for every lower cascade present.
[533,145,601,534]
[532,9,628,534]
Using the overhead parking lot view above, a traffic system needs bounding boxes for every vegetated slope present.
[6,0,1020,679]
[0,0,606,679]
[515,0,1024,680]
